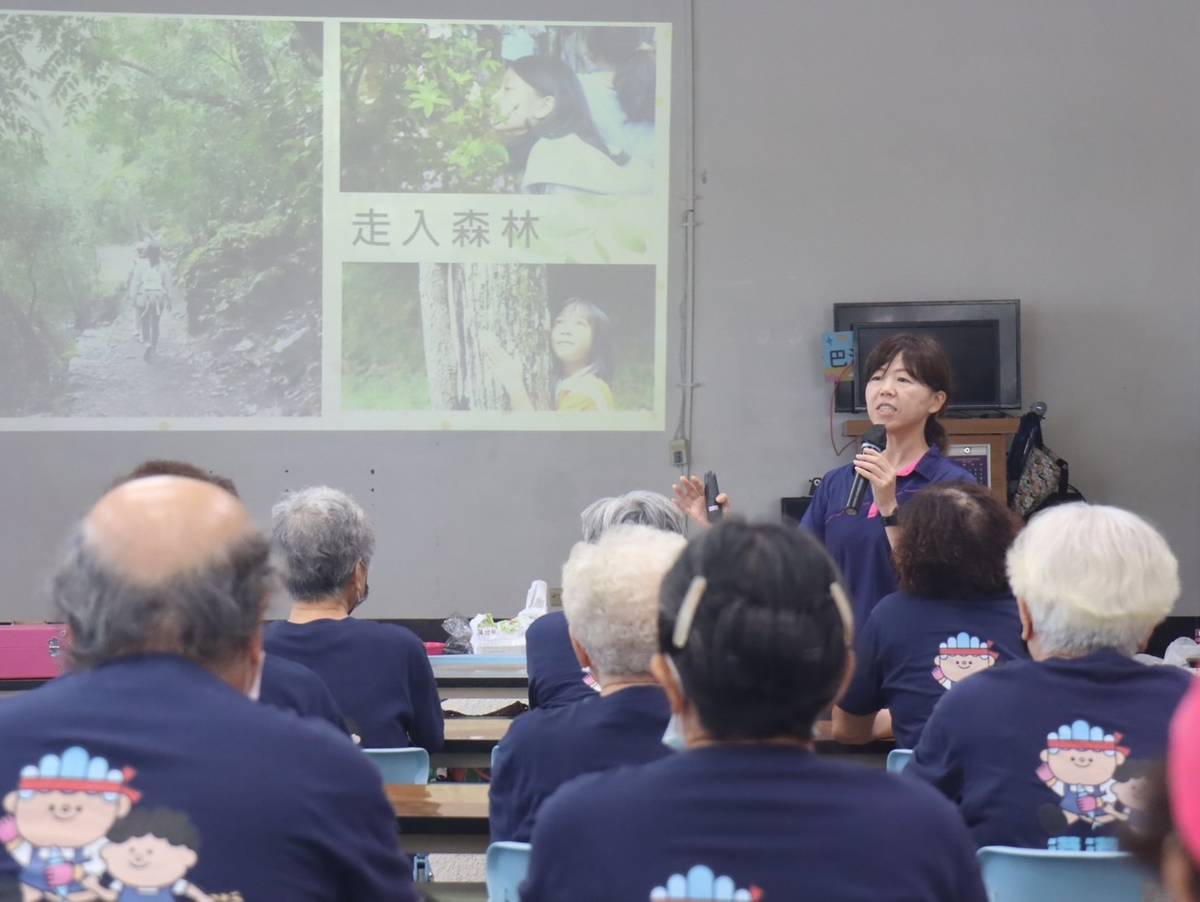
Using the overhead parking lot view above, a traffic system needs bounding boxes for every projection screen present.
[0,11,671,430]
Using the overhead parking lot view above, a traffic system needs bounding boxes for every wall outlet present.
[548,587,563,608]
[669,439,689,467]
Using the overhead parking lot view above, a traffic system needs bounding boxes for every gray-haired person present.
[0,476,416,901]
[262,486,443,751]
[526,490,686,710]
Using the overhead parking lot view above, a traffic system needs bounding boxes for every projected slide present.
[0,13,671,430]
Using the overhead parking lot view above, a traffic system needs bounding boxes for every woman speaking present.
[674,333,976,626]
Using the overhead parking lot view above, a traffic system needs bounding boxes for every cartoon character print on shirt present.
[1035,719,1149,848]
[648,864,763,901]
[0,746,140,902]
[931,632,1000,690]
[1,747,243,902]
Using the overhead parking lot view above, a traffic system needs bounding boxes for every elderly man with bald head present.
[0,477,416,902]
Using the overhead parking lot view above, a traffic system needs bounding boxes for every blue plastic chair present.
[486,841,532,902]
[976,846,1153,901]
[886,749,913,773]
[362,747,430,785]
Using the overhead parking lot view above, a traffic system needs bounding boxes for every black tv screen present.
[853,320,1000,411]
[832,300,1021,412]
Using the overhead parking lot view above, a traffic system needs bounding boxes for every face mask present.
[246,654,265,701]
[659,656,688,752]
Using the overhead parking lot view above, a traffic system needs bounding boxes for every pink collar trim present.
[866,455,924,518]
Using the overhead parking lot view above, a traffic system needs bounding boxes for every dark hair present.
[504,55,622,171]
[584,27,656,123]
[893,482,1021,598]
[107,807,200,850]
[861,332,952,451]
[554,298,612,382]
[55,529,272,671]
[658,520,849,741]
[1121,764,1200,896]
[117,459,240,498]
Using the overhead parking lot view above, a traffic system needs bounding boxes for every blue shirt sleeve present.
[488,731,526,843]
[520,776,597,901]
[907,690,966,804]
[403,633,444,752]
[837,611,885,716]
[799,475,832,540]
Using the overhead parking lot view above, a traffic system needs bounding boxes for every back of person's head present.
[579,489,684,543]
[562,524,686,678]
[271,486,374,601]
[506,55,615,163]
[1007,503,1179,657]
[894,482,1020,598]
[861,332,952,451]
[1125,681,1200,900]
[658,520,852,741]
[55,477,272,673]
[117,459,239,497]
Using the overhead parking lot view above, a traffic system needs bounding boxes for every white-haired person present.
[908,503,1191,850]
[524,490,686,710]
[489,524,685,843]
[263,487,443,751]
[521,521,985,901]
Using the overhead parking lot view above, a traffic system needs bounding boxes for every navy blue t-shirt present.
[264,618,444,750]
[490,685,671,842]
[0,655,415,901]
[522,746,986,902]
[524,611,596,710]
[839,590,1027,748]
[258,653,348,735]
[800,446,976,625]
[908,649,1193,850]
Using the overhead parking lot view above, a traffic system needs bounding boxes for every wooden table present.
[433,718,511,769]
[388,784,490,855]
[432,655,528,701]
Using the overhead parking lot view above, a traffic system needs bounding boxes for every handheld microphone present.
[703,470,723,523]
[844,426,887,516]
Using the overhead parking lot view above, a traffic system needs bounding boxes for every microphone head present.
[861,424,887,452]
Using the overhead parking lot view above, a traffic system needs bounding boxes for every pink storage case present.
[0,624,68,679]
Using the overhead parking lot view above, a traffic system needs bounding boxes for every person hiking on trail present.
[128,240,174,360]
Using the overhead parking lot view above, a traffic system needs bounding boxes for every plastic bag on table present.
[468,580,549,655]
[441,613,473,655]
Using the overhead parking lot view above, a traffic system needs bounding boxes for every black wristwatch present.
[881,509,900,527]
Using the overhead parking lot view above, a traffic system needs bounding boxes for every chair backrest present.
[363,747,430,785]
[486,841,532,902]
[976,846,1154,902]
[886,749,913,773]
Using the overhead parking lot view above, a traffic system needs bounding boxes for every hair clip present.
[830,581,854,647]
[671,575,708,650]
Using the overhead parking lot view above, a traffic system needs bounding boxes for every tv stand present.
[843,417,1019,502]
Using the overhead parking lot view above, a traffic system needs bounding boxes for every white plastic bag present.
[1134,636,1200,672]
[468,580,549,655]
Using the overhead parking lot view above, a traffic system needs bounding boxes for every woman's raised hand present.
[672,475,730,527]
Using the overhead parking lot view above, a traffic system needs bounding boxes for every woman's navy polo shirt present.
[800,445,976,625]
[839,590,1027,748]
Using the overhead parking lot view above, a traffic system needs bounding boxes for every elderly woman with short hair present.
[526,490,686,710]
[909,502,1191,849]
[490,524,686,843]
[263,486,443,751]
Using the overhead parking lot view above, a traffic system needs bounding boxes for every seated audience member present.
[491,525,683,843]
[521,521,986,902]
[1125,681,1200,902]
[0,477,414,900]
[264,487,443,750]
[525,490,685,710]
[909,503,1191,850]
[834,482,1027,748]
[117,460,349,734]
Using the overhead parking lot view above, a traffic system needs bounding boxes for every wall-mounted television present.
[833,300,1021,413]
